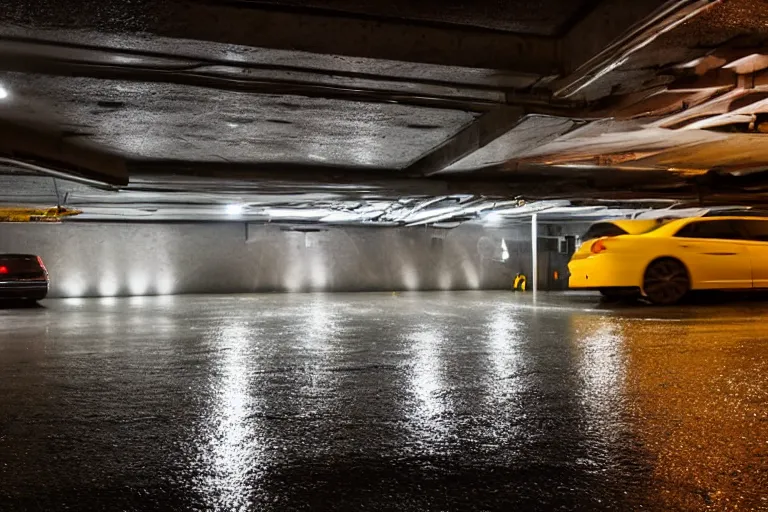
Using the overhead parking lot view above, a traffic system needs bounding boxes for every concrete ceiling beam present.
[55,1,560,76]
[0,53,504,113]
[0,121,127,186]
[0,39,577,113]
[124,159,695,197]
[556,0,720,99]
[161,4,562,75]
[403,107,527,176]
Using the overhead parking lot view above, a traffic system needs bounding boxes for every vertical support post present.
[531,213,538,295]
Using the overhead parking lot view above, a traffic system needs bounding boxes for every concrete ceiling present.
[0,73,478,168]
[3,0,768,225]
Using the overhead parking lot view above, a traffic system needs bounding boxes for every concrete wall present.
[0,221,588,297]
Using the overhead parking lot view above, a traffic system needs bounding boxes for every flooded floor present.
[0,292,766,511]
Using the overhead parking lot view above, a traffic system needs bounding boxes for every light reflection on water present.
[570,315,628,461]
[302,298,336,352]
[483,305,524,439]
[298,299,338,419]
[4,292,766,509]
[195,322,264,511]
[407,327,449,450]
[571,317,626,412]
[487,305,522,387]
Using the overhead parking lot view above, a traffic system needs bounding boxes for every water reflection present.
[487,304,522,387]
[407,326,450,451]
[619,314,768,510]
[196,322,264,510]
[3,292,765,510]
[569,315,628,462]
[302,297,336,352]
[483,305,524,440]
[297,298,338,417]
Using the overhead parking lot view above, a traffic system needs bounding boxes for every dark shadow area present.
[686,290,768,305]
[255,457,652,512]
[592,290,768,309]
[0,299,44,310]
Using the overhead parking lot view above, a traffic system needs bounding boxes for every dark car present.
[0,254,49,302]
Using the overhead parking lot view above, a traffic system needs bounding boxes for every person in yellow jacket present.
[513,272,527,292]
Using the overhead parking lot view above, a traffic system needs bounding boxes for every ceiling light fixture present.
[226,203,244,216]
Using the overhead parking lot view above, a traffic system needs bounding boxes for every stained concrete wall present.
[0,221,589,297]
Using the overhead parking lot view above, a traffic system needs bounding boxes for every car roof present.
[637,216,768,237]
[702,210,768,218]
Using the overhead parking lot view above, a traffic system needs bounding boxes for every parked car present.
[0,254,49,302]
[568,216,768,305]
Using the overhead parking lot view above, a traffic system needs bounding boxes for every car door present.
[734,219,768,288]
[673,219,752,289]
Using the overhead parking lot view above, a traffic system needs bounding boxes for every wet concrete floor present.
[0,292,766,511]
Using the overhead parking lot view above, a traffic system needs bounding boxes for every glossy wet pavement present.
[0,292,766,511]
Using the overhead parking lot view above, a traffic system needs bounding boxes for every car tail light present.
[36,256,48,273]
[0,265,7,274]
[590,240,607,254]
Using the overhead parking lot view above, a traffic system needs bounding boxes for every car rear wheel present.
[643,258,690,305]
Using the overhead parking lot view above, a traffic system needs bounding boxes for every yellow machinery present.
[0,206,82,223]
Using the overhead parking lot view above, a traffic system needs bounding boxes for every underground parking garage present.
[1,0,768,510]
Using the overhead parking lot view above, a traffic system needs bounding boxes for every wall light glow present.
[99,276,119,297]
[308,253,327,290]
[309,267,327,290]
[462,261,480,290]
[64,280,86,298]
[156,274,175,295]
[129,274,149,296]
[438,272,452,291]
[402,265,419,291]
[283,263,304,292]
[0,85,8,100]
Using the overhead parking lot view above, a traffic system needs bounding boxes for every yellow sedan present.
[568,216,768,304]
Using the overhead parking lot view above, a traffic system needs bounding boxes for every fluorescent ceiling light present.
[226,204,244,216]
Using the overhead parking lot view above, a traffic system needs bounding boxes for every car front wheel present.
[643,258,690,305]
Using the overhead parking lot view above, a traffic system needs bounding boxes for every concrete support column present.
[531,213,538,295]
